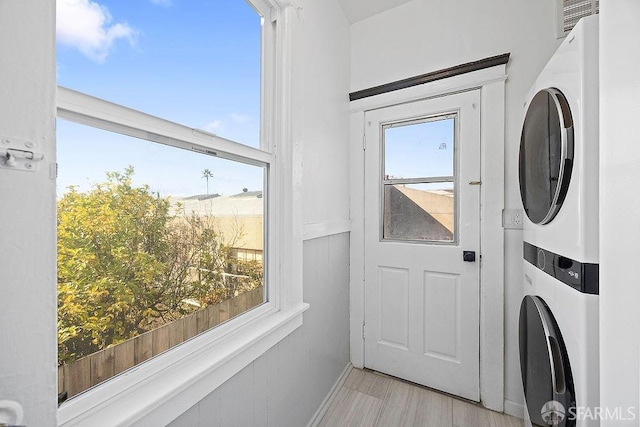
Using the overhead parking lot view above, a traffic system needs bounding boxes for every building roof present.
[171,191,264,217]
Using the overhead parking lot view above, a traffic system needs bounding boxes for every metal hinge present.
[363,135,366,150]
[362,323,366,339]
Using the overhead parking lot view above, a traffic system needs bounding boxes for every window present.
[55,1,305,422]
[381,115,457,243]
[56,121,267,399]
[558,0,599,37]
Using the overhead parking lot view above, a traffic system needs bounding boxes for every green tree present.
[57,167,256,364]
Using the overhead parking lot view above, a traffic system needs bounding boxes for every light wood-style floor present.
[319,368,523,427]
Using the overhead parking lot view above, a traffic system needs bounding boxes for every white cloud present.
[203,120,224,134]
[57,0,137,63]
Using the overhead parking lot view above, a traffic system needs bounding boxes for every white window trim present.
[56,1,307,425]
[56,87,273,166]
[57,303,306,426]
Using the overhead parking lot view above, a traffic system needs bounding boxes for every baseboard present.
[307,363,353,427]
[504,399,525,419]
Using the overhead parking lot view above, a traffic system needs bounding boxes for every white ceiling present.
[337,0,414,23]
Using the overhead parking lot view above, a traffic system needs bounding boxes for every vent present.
[561,0,599,35]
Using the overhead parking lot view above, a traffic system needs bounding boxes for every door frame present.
[349,64,507,412]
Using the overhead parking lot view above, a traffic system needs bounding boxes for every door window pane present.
[382,115,457,243]
[384,117,455,180]
[57,119,265,399]
[383,183,454,242]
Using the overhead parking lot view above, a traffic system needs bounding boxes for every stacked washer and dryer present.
[518,16,599,427]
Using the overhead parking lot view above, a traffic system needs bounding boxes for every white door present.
[363,90,481,401]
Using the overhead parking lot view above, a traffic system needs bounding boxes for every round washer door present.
[519,295,575,426]
[519,88,574,225]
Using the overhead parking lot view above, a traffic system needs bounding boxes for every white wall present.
[0,1,57,426]
[599,1,640,425]
[350,0,560,414]
[298,1,351,228]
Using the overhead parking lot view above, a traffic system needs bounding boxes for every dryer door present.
[519,295,576,426]
[519,88,574,225]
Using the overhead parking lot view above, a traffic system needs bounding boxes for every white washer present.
[520,268,599,426]
[518,16,599,427]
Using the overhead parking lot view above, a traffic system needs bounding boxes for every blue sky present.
[56,0,263,197]
[384,118,455,182]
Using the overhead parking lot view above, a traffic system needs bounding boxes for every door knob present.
[463,251,476,262]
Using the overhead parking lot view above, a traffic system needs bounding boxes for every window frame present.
[379,113,460,245]
[56,1,307,425]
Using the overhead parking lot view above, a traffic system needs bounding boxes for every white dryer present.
[518,16,599,427]
[519,14,599,266]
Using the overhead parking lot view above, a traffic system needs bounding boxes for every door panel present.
[379,267,409,348]
[423,271,459,360]
[364,90,481,401]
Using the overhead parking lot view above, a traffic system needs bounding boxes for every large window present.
[56,0,277,402]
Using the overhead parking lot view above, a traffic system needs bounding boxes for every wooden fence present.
[58,286,264,400]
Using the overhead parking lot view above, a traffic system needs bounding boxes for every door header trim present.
[349,53,510,101]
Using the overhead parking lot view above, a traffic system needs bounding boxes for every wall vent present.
[559,0,599,37]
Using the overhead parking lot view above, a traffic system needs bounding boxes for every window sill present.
[58,302,309,426]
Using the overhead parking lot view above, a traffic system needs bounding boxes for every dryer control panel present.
[523,241,599,295]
